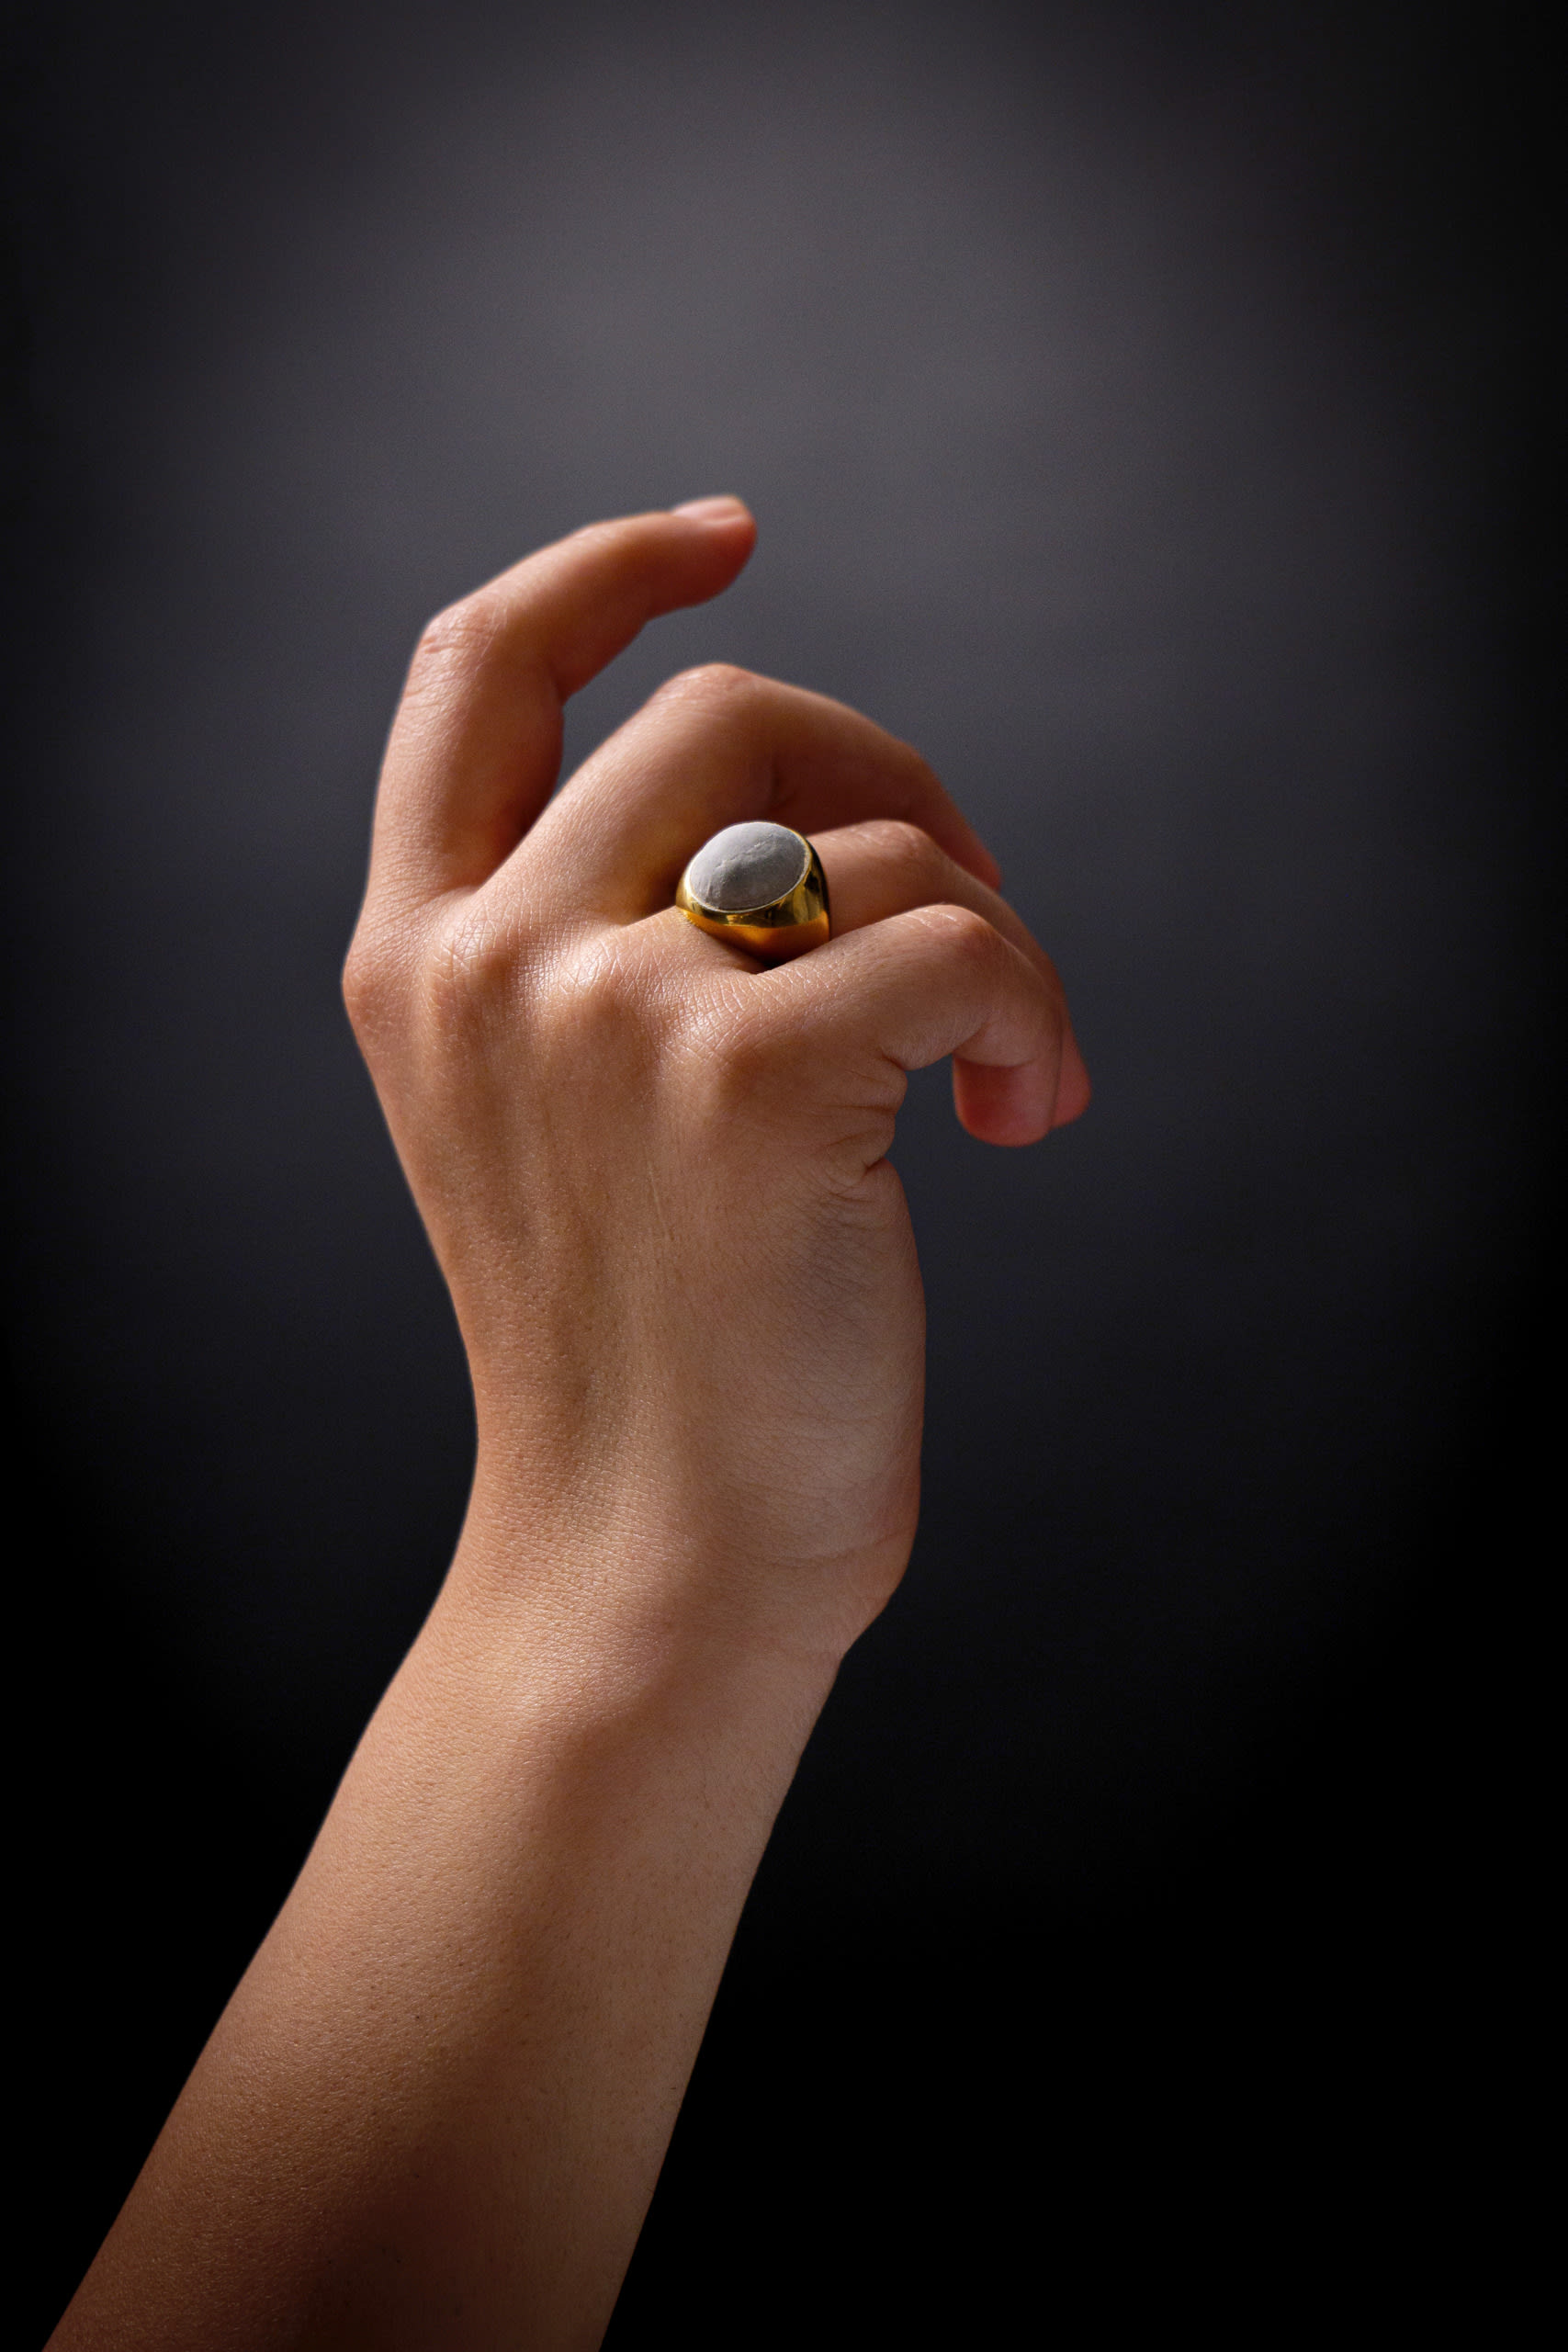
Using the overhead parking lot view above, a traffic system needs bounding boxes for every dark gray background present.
[9,1,1549,2335]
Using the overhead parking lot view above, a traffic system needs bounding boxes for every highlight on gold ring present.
[675,820,831,960]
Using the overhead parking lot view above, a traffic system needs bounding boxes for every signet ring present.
[675,821,831,961]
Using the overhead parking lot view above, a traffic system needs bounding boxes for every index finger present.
[367,500,758,907]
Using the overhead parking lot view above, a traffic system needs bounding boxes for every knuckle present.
[342,919,403,1040]
[651,660,758,717]
[341,936,378,1035]
[345,893,676,1097]
[862,817,942,883]
[920,901,1001,967]
[405,593,503,696]
[561,517,618,554]
[548,933,648,1035]
[427,899,524,1028]
[392,902,528,1071]
[529,938,669,1092]
[673,993,783,1114]
[711,1010,778,1094]
[459,915,654,1059]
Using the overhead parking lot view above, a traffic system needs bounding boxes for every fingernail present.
[673,495,750,522]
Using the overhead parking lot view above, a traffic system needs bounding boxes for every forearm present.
[55,1508,840,2350]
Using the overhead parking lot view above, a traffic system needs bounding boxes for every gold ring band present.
[676,824,830,961]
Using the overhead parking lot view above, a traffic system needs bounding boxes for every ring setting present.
[676,820,830,960]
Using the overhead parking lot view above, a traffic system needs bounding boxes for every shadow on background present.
[6,0,1551,2336]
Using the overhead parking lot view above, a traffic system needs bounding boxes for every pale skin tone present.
[53,499,1089,2350]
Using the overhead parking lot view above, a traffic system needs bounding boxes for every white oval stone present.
[686,821,807,911]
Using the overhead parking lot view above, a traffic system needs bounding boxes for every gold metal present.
[676,833,831,961]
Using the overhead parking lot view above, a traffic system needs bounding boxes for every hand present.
[346,498,1089,1668]
[54,503,1090,2348]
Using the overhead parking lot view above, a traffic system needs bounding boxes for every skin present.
[51,499,1089,2350]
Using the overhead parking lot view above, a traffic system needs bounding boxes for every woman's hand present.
[53,502,1088,2352]
[346,497,1089,1668]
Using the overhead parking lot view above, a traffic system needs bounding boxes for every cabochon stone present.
[686,821,808,911]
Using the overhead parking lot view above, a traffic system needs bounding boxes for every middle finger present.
[509,667,1000,922]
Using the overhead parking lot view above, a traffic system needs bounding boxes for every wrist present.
[444,1425,908,1693]
[418,1487,845,1796]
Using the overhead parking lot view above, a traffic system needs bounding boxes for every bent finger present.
[513,668,1000,920]
[368,501,756,908]
[763,904,1071,1148]
[811,819,1090,1126]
